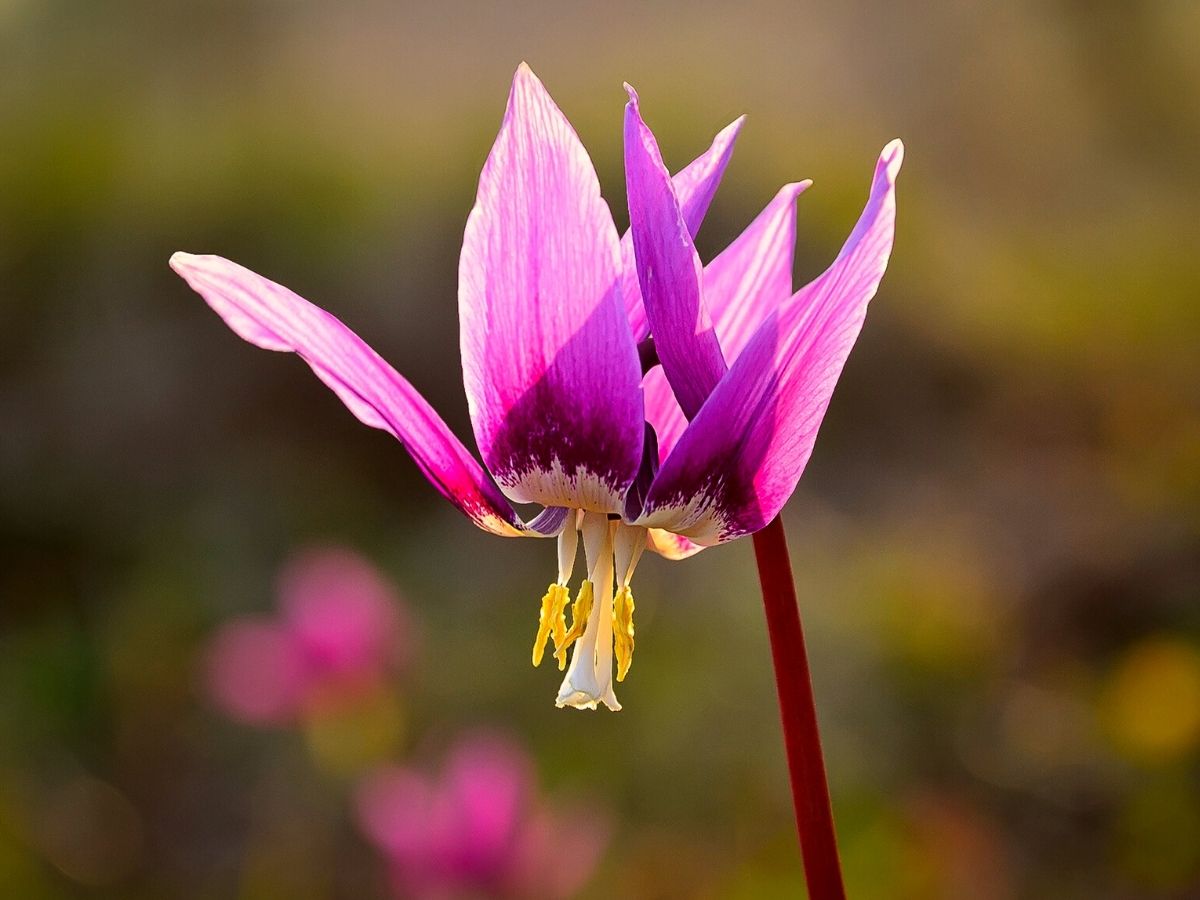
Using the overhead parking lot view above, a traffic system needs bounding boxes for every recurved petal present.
[620,116,744,341]
[646,528,705,561]
[624,85,726,420]
[642,181,809,469]
[707,181,809,360]
[171,252,558,538]
[459,64,643,513]
[636,141,903,543]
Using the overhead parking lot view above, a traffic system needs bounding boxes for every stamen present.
[532,513,581,668]
[557,513,580,583]
[613,585,635,681]
[555,580,593,670]
[613,523,647,587]
[532,583,569,667]
[611,523,648,681]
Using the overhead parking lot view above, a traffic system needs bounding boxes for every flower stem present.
[752,515,845,899]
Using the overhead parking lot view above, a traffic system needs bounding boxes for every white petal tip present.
[882,139,905,175]
[510,62,547,99]
[782,180,814,201]
[555,690,622,712]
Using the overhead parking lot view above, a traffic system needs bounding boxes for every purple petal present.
[620,116,744,341]
[707,181,810,360]
[171,252,553,537]
[459,64,643,512]
[624,85,726,420]
[637,141,903,543]
[642,182,809,468]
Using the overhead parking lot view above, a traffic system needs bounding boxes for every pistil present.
[556,512,620,710]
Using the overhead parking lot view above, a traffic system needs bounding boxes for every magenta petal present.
[706,181,810,360]
[459,64,643,512]
[624,85,726,419]
[638,141,903,543]
[620,116,744,341]
[643,181,809,468]
[171,252,551,537]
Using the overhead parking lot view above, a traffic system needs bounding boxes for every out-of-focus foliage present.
[1,1,1197,897]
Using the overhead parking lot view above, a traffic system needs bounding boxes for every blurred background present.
[2,1,1198,897]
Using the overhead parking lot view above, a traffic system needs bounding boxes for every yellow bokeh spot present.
[872,551,997,674]
[532,583,569,667]
[302,686,404,776]
[1102,636,1200,762]
[555,580,593,670]
[1116,775,1200,888]
[614,585,635,682]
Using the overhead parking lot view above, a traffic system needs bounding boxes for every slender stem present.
[752,515,845,900]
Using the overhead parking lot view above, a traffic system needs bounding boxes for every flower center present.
[530,511,646,711]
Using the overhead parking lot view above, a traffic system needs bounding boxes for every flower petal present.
[636,141,903,543]
[645,528,705,561]
[619,116,744,341]
[624,84,726,420]
[706,181,810,360]
[459,64,643,513]
[171,252,560,538]
[642,181,810,470]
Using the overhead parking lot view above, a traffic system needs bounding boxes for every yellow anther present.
[613,585,635,682]
[555,580,594,670]
[532,583,569,667]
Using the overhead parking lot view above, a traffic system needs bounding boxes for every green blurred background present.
[2,0,1199,897]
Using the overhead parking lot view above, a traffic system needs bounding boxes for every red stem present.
[752,515,846,899]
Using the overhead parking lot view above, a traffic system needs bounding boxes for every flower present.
[173,63,901,711]
[355,732,608,899]
[204,546,409,726]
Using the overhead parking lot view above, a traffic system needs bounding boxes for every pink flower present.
[278,548,408,685]
[204,617,308,726]
[356,733,607,899]
[175,63,900,710]
[204,547,409,726]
